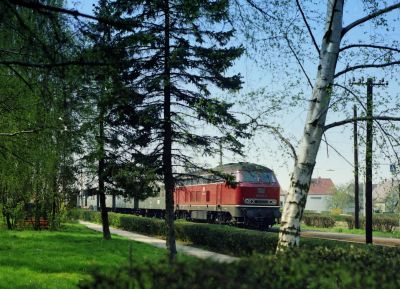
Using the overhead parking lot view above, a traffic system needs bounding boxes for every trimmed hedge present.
[303,213,336,228]
[72,209,278,255]
[72,209,357,256]
[80,246,400,289]
[345,215,399,232]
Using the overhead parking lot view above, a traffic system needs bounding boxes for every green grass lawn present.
[0,223,168,289]
[300,223,400,238]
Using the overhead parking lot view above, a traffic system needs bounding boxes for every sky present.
[65,0,400,190]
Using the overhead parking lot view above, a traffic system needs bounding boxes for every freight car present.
[79,162,281,229]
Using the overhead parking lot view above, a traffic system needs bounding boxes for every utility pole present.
[219,139,223,166]
[353,105,360,229]
[365,78,373,244]
[350,77,388,244]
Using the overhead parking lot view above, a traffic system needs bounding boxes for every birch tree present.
[277,0,400,250]
[230,0,400,249]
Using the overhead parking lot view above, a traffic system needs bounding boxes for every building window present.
[310,196,322,200]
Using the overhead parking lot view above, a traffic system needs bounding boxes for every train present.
[78,162,281,229]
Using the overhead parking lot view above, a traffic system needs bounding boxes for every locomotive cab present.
[230,164,281,229]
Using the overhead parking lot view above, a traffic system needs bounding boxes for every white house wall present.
[305,195,332,213]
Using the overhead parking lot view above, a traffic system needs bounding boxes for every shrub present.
[345,215,399,232]
[73,209,278,255]
[73,209,361,256]
[303,213,335,228]
[79,246,400,289]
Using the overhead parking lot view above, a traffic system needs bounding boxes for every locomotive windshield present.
[239,171,276,183]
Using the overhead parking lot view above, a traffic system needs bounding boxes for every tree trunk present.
[277,0,344,251]
[98,104,111,240]
[163,0,177,261]
[5,212,12,230]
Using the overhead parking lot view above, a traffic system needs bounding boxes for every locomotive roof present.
[215,162,273,173]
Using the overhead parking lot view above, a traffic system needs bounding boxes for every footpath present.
[79,220,238,263]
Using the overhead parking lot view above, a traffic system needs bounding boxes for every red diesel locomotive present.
[81,162,281,229]
[174,162,281,228]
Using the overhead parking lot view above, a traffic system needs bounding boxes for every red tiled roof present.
[309,178,335,195]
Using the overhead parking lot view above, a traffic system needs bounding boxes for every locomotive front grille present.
[244,198,277,205]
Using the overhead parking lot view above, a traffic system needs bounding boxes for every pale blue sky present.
[66,0,400,190]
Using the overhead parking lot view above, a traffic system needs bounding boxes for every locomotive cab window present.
[240,171,276,183]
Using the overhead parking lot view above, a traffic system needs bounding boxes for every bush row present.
[80,245,400,289]
[303,213,336,228]
[72,209,353,256]
[72,209,278,255]
[345,215,399,232]
[302,212,399,232]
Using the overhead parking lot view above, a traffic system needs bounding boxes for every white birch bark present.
[277,0,344,250]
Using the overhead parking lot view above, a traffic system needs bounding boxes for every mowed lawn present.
[0,223,167,289]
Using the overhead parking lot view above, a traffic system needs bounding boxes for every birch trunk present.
[277,0,344,250]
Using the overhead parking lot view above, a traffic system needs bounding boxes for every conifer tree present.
[103,0,246,260]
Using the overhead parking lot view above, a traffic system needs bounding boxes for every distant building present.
[305,178,335,213]
[373,180,399,213]
[279,178,336,213]
[279,189,288,207]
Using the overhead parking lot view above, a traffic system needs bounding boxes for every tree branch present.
[334,60,400,78]
[295,0,320,55]
[341,2,400,38]
[5,64,33,91]
[243,0,277,20]
[0,129,39,137]
[321,138,354,167]
[0,60,109,68]
[285,35,313,89]
[8,0,137,31]
[324,116,400,131]
[339,44,400,53]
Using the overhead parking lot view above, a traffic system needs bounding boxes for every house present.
[279,189,288,207]
[305,178,335,213]
[373,180,399,213]
[279,178,335,213]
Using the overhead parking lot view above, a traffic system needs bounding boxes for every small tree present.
[328,184,354,213]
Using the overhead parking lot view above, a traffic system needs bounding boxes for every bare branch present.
[321,138,354,167]
[340,44,400,53]
[295,0,320,55]
[8,0,137,31]
[285,36,313,89]
[324,116,400,131]
[341,2,400,38]
[334,60,400,78]
[333,84,366,111]
[243,0,277,20]
[0,60,109,68]
[375,121,400,165]
[0,129,39,137]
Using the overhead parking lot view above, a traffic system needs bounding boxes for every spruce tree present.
[102,0,246,260]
